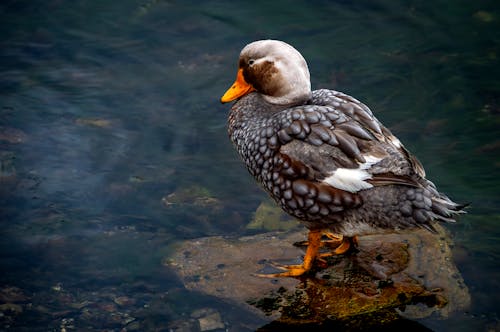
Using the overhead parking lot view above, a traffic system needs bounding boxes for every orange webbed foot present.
[255,231,357,278]
[255,263,312,278]
[256,229,322,278]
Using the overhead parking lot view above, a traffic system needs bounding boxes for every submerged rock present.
[0,286,29,303]
[75,118,113,128]
[0,126,27,144]
[162,185,222,211]
[191,307,225,331]
[166,224,469,326]
[0,151,16,180]
[161,185,228,236]
[246,201,299,231]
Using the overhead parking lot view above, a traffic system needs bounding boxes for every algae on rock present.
[246,200,299,231]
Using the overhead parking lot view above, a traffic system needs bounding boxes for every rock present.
[0,126,27,144]
[68,300,91,310]
[191,308,225,331]
[198,312,224,331]
[473,10,495,23]
[75,118,113,128]
[60,317,75,332]
[124,320,142,331]
[162,185,221,209]
[161,185,227,236]
[51,283,63,292]
[167,318,199,332]
[0,303,23,314]
[246,201,299,231]
[113,295,136,306]
[166,224,469,326]
[0,151,16,180]
[165,231,302,317]
[0,286,29,303]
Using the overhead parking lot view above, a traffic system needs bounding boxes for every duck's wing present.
[274,89,425,196]
[312,89,427,178]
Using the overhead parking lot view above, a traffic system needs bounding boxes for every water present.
[1,0,499,330]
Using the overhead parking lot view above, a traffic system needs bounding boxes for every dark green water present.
[1,0,499,330]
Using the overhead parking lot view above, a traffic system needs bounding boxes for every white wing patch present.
[323,155,382,193]
[324,168,373,193]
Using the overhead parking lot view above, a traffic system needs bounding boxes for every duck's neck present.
[262,90,312,106]
[229,94,275,137]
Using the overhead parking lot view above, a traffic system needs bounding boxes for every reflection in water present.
[0,0,499,330]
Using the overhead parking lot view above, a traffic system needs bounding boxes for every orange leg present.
[332,235,352,254]
[312,234,353,268]
[257,229,322,278]
[321,234,356,257]
[322,232,345,249]
[295,231,351,253]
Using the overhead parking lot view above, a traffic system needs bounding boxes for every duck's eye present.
[248,59,255,66]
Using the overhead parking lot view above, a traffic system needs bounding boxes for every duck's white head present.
[221,40,311,106]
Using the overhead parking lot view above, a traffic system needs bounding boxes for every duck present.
[220,39,466,277]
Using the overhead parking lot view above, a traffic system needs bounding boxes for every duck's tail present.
[410,179,468,233]
[430,194,469,224]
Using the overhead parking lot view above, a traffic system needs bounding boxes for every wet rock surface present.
[167,224,470,326]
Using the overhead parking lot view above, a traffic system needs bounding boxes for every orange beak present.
[220,68,256,103]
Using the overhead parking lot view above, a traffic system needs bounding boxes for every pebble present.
[198,312,225,331]
[0,126,27,143]
[75,118,112,128]
[0,303,23,314]
[114,296,136,306]
[191,308,225,331]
